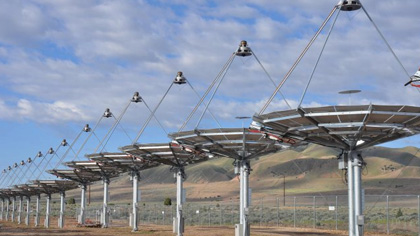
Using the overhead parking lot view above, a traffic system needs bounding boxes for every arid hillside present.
[63,144,420,205]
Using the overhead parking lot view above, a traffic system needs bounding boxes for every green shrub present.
[164,197,172,206]
[66,197,76,205]
[396,208,403,218]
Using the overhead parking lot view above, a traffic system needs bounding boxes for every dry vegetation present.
[72,145,420,205]
[0,219,401,236]
[2,145,418,235]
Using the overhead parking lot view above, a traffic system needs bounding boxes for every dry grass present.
[61,145,420,205]
[0,219,401,236]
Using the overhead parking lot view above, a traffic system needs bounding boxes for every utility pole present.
[271,171,286,206]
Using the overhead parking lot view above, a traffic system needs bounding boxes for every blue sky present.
[1,0,420,178]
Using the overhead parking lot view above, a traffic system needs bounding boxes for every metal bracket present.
[357,215,364,226]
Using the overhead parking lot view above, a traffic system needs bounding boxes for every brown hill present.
[65,144,420,204]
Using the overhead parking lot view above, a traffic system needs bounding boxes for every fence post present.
[155,204,158,224]
[231,200,234,225]
[335,195,338,230]
[138,205,142,225]
[293,197,296,228]
[198,207,204,225]
[277,197,280,227]
[147,207,152,224]
[386,195,389,234]
[139,206,142,225]
[208,207,211,226]
[220,207,222,225]
[260,197,263,227]
[417,195,419,236]
[222,207,224,225]
[313,196,316,228]
[186,204,189,226]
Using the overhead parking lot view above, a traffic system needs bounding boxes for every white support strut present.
[242,161,250,236]
[44,194,51,228]
[176,168,184,236]
[59,191,65,228]
[347,152,355,236]
[5,198,9,221]
[353,152,364,236]
[17,196,22,224]
[11,197,15,222]
[35,195,40,227]
[132,171,139,232]
[102,178,110,228]
[0,198,3,220]
[25,196,30,225]
[79,184,87,224]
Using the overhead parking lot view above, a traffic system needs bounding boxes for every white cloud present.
[0,0,419,129]
[1,99,90,124]
[0,100,17,120]
[17,99,33,116]
[1,0,420,171]
[0,1,55,46]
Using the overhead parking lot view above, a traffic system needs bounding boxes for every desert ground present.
[0,219,401,236]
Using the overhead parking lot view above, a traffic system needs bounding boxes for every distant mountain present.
[67,144,420,203]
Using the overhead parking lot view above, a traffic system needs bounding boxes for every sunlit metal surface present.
[253,105,420,150]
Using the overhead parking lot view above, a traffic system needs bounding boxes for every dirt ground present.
[0,220,399,236]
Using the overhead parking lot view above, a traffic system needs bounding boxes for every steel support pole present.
[220,207,222,225]
[132,171,139,232]
[0,198,3,220]
[293,197,296,228]
[353,152,364,236]
[18,196,23,224]
[154,204,157,224]
[59,191,65,228]
[11,196,16,222]
[386,195,389,234]
[208,208,210,226]
[259,198,263,227]
[242,161,250,236]
[102,178,110,228]
[35,194,40,227]
[231,200,233,225]
[5,198,9,221]
[96,210,99,224]
[170,206,173,225]
[347,152,355,236]
[276,197,279,227]
[25,196,30,225]
[313,196,316,228]
[45,194,51,228]
[176,168,184,236]
[239,163,244,226]
[418,195,420,236]
[283,175,286,207]
[79,184,87,224]
[336,195,338,230]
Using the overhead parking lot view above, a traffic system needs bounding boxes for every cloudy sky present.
[1,0,420,176]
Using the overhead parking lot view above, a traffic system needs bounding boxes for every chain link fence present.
[101,195,420,235]
[5,194,419,235]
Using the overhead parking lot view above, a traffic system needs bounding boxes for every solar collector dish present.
[253,105,420,151]
[169,128,300,160]
[48,168,104,184]
[29,180,79,194]
[121,142,209,167]
[0,179,79,197]
[86,152,160,172]
[63,160,122,180]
